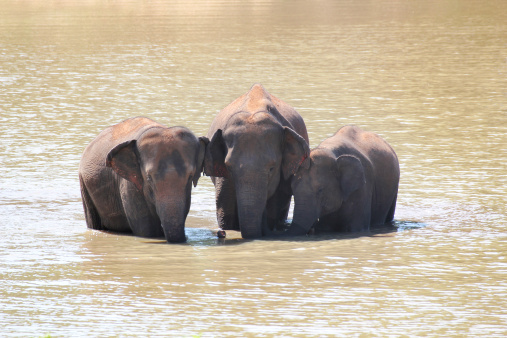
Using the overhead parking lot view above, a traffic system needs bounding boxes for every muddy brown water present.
[1,1,506,336]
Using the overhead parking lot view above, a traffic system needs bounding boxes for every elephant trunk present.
[290,197,318,236]
[235,177,267,239]
[156,195,190,243]
[161,219,186,243]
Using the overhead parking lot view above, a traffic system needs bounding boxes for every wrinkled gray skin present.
[79,117,208,243]
[204,84,310,239]
[287,125,399,236]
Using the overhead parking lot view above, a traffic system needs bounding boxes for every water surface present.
[1,0,506,336]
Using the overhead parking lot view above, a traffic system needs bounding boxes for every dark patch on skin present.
[171,149,187,177]
[155,149,187,180]
[156,158,168,179]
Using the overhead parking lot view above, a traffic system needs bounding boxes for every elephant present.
[204,84,310,239]
[79,117,208,243]
[285,125,399,236]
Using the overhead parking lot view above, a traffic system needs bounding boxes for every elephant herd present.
[79,84,400,243]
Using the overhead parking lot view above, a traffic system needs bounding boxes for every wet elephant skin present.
[289,125,400,236]
[204,84,310,239]
[79,117,208,243]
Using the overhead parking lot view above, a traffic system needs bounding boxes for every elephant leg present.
[385,191,397,223]
[369,190,397,228]
[336,194,372,232]
[213,177,239,230]
[80,176,104,230]
[120,180,164,238]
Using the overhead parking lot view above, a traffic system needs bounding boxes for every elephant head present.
[289,150,366,235]
[106,127,208,243]
[204,112,309,239]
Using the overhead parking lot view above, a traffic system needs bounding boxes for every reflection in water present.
[1,0,507,336]
[393,220,427,232]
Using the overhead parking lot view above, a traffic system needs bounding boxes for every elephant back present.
[207,84,309,146]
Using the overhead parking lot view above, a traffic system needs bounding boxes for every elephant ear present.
[106,140,144,191]
[193,136,209,187]
[204,129,229,178]
[282,127,310,180]
[336,155,365,201]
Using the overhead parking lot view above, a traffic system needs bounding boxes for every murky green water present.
[1,0,507,336]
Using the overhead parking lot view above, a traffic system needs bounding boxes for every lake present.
[1,0,506,336]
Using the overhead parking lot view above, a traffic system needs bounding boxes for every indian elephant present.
[286,125,399,236]
[79,117,208,243]
[204,84,310,239]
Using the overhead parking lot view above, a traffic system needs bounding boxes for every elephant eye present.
[268,161,276,173]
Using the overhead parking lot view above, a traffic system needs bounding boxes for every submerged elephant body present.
[204,84,310,239]
[79,117,208,243]
[289,125,399,235]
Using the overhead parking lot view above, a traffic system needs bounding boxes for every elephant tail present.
[79,175,104,230]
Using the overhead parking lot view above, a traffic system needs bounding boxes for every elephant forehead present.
[227,129,282,153]
[154,150,190,179]
[303,153,333,179]
[310,149,335,165]
[138,139,195,177]
[139,128,197,151]
[225,136,280,167]
[140,148,194,179]
[139,137,190,155]
[228,116,282,137]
